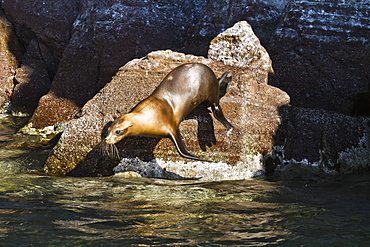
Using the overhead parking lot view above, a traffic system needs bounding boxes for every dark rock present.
[183,0,289,55]
[2,0,79,69]
[0,9,23,112]
[265,105,370,176]
[268,0,370,115]
[1,0,80,115]
[11,40,51,115]
[28,0,211,129]
[352,92,370,117]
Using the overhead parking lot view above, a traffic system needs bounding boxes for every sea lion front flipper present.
[170,130,212,162]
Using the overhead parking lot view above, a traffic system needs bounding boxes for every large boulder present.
[264,0,370,178]
[44,21,290,179]
[44,51,289,179]
[268,0,370,116]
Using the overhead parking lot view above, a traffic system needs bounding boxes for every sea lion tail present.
[218,71,232,98]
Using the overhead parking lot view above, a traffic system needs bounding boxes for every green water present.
[1,116,370,246]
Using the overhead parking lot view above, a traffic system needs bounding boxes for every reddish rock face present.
[0,9,23,112]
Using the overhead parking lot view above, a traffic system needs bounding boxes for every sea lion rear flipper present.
[211,105,233,130]
[170,130,212,162]
[218,71,232,98]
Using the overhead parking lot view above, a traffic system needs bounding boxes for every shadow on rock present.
[67,136,159,177]
[186,104,217,152]
[264,105,370,181]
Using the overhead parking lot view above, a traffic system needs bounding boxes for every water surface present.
[1,116,370,246]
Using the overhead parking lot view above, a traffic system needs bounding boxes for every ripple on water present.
[1,115,370,246]
[1,173,369,246]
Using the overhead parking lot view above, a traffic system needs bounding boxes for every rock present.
[183,0,289,55]
[44,49,289,179]
[265,106,370,178]
[1,0,80,115]
[0,9,23,112]
[27,0,210,130]
[1,0,289,130]
[2,0,79,62]
[208,21,273,83]
[2,0,368,180]
[268,0,370,115]
[11,40,51,115]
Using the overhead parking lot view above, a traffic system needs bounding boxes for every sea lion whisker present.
[96,141,120,160]
[96,141,106,156]
[111,143,121,160]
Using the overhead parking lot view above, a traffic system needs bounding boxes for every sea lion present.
[104,63,233,162]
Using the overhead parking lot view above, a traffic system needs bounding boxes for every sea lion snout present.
[104,130,125,144]
[103,136,115,145]
[104,116,134,144]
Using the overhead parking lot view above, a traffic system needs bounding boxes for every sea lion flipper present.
[211,105,233,130]
[170,130,212,162]
[218,71,232,98]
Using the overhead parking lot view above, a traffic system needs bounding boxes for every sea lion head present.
[104,115,133,144]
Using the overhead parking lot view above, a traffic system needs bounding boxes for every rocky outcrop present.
[208,21,273,84]
[1,0,289,129]
[1,0,80,115]
[268,0,370,116]
[265,106,370,178]
[261,0,370,177]
[0,9,23,112]
[44,21,290,179]
[1,0,369,179]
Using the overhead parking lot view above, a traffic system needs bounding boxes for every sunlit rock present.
[45,44,289,179]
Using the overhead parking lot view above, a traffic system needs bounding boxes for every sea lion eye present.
[115,130,122,135]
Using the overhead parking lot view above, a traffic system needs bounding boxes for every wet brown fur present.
[103,63,233,162]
